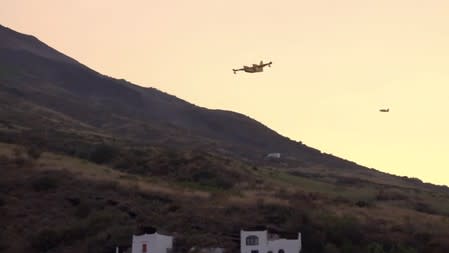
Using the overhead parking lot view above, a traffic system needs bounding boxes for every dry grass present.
[0,142,17,156]
[35,151,211,199]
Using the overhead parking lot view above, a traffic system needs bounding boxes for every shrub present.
[32,176,59,192]
[75,203,92,218]
[12,147,31,167]
[191,170,233,189]
[355,200,373,208]
[26,145,43,160]
[387,244,418,253]
[0,155,12,167]
[0,230,7,251]
[323,242,340,253]
[325,215,364,246]
[60,223,89,243]
[376,190,408,201]
[414,202,436,215]
[89,144,119,164]
[365,242,385,253]
[31,228,62,252]
[87,211,117,235]
[260,204,294,225]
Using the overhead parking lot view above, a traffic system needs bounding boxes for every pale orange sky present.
[2,0,449,185]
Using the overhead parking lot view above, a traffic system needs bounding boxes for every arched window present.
[278,249,284,253]
[246,235,259,245]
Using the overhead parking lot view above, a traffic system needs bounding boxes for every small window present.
[268,251,273,253]
[251,250,259,253]
[142,244,147,253]
[246,235,259,245]
[278,249,284,253]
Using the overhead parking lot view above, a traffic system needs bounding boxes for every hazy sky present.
[2,0,449,185]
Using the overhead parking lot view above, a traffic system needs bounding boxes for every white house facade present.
[240,230,301,253]
[132,232,173,253]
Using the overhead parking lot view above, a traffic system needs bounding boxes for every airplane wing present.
[233,68,244,74]
[261,61,272,67]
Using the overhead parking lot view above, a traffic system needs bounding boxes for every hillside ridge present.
[0,23,363,170]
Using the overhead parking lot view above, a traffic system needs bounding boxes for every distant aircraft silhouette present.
[379,108,389,112]
[233,61,272,74]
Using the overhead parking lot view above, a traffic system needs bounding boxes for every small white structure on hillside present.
[132,232,173,253]
[241,230,301,253]
[266,153,281,159]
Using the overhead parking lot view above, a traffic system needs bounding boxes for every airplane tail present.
[261,60,272,67]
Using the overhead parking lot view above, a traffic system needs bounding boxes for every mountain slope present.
[0,24,80,65]
[0,24,357,168]
[2,24,449,253]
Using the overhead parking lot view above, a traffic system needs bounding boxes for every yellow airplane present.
[233,61,272,74]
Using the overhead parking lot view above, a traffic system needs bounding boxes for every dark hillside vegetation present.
[1,143,449,253]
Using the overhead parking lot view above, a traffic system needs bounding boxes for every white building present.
[132,232,173,253]
[266,153,281,159]
[240,230,301,253]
